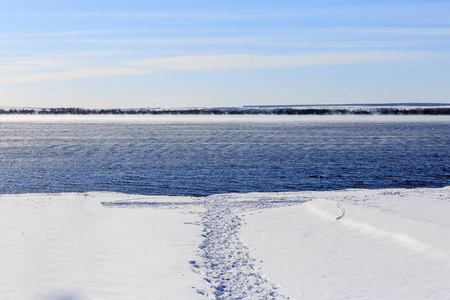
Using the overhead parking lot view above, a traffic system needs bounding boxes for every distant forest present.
[1,107,449,115]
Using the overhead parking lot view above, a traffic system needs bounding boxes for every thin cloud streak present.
[133,51,429,72]
[7,26,450,40]
[0,37,434,51]
[328,27,450,35]
[31,29,126,37]
[0,60,71,73]
[0,67,146,84]
[0,51,434,85]
[0,9,338,20]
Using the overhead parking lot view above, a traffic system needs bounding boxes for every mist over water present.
[1,116,449,196]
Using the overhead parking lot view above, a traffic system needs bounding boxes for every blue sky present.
[1,0,449,108]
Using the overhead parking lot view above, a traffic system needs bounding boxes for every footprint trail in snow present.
[103,194,307,299]
[193,194,306,299]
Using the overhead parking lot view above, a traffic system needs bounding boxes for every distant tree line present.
[0,107,449,115]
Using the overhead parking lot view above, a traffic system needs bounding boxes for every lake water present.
[0,115,449,196]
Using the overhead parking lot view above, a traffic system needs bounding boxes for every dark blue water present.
[1,118,449,196]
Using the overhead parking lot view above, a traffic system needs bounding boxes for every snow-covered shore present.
[1,187,449,299]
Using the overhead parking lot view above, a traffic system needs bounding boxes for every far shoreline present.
[1,106,450,117]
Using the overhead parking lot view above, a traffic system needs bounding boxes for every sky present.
[0,0,449,109]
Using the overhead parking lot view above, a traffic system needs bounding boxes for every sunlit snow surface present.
[1,187,449,299]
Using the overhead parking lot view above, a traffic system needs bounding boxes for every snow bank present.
[1,187,449,299]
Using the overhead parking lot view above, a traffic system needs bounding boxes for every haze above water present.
[1,115,449,196]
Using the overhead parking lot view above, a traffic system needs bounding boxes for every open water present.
[0,116,449,196]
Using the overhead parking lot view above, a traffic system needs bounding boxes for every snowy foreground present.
[1,188,450,299]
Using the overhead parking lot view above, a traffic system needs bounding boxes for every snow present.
[1,187,450,299]
[241,188,450,299]
[0,193,207,299]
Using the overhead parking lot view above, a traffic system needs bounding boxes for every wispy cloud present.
[31,29,127,37]
[13,26,450,38]
[0,55,145,84]
[0,51,434,85]
[132,51,429,72]
[328,27,450,35]
[23,37,421,48]
[0,59,71,73]
[0,67,146,84]
[0,9,321,22]
[3,26,449,53]
[0,36,436,52]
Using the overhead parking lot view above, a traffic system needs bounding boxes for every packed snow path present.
[104,193,307,299]
[193,194,305,299]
